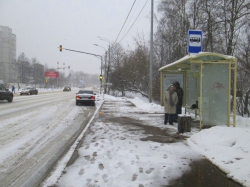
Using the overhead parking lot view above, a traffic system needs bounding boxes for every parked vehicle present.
[76,90,95,106]
[63,86,71,91]
[20,87,38,95]
[0,84,14,102]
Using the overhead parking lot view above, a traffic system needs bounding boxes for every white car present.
[76,90,96,106]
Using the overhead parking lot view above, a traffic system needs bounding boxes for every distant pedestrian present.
[164,84,178,125]
[173,81,184,122]
[11,85,15,94]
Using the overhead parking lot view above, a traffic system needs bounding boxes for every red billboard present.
[45,71,59,79]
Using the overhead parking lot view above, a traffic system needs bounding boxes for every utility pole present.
[149,0,154,103]
[107,44,111,94]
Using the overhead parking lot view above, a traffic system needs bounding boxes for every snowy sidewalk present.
[56,96,202,186]
[47,95,250,187]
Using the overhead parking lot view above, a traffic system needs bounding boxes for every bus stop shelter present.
[159,52,237,129]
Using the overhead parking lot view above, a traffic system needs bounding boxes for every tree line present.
[104,0,250,115]
[15,53,100,88]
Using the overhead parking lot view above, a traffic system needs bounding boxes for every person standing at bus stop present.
[164,84,178,125]
[173,81,184,122]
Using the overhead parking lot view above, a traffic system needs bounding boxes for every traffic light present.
[59,45,62,52]
[99,74,103,81]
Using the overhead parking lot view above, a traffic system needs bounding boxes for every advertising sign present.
[163,73,183,94]
[45,71,59,79]
[188,30,202,53]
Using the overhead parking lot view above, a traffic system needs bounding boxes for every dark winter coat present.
[175,87,183,106]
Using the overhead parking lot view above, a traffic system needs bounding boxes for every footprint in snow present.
[99,163,104,170]
[85,145,90,149]
[146,168,154,174]
[132,174,138,181]
[115,162,122,168]
[86,178,92,185]
[78,168,84,175]
[102,174,108,183]
[90,157,95,164]
[139,167,143,173]
[106,152,112,159]
[84,155,90,160]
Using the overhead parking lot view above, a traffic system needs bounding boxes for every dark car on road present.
[76,90,95,106]
[63,86,71,91]
[20,86,38,95]
[0,84,14,102]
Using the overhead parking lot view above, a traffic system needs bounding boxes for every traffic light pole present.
[59,46,103,94]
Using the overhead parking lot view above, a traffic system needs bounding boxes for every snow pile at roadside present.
[188,126,250,186]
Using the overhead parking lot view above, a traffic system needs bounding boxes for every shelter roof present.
[159,52,236,72]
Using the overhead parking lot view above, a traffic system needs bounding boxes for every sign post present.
[188,30,202,54]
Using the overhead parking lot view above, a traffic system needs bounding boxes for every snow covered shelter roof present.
[159,52,237,72]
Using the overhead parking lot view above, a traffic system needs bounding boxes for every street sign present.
[188,30,202,53]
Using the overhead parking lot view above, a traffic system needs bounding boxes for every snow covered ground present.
[42,94,250,187]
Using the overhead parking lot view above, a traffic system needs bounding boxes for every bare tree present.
[220,0,250,55]
[109,35,150,97]
[17,53,31,85]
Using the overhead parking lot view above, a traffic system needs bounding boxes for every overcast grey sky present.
[0,0,160,75]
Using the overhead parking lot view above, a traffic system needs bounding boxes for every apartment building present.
[0,25,16,84]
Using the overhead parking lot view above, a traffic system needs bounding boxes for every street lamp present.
[93,44,106,71]
[93,44,107,93]
[93,44,106,51]
[97,36,111,94]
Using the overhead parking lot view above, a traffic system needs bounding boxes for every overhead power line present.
[119,0,149,43]
[123,0,142,32]
[114,0,137,44]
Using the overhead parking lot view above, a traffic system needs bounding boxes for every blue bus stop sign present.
[188,30,202,53]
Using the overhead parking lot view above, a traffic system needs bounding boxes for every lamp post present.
[93,44,106,74]
[97,36,111,94]
[92,55,103,94]
[149,0,154,103]
[93,44,107,93]
[57,62,70,88]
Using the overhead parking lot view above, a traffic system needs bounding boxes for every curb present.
[41,99,105,187]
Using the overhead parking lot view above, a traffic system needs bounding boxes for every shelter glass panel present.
[163,73,183,95]
[186,70,200,106]
[202,64,229,126]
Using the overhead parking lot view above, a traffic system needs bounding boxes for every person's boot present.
[164,114,168,125]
